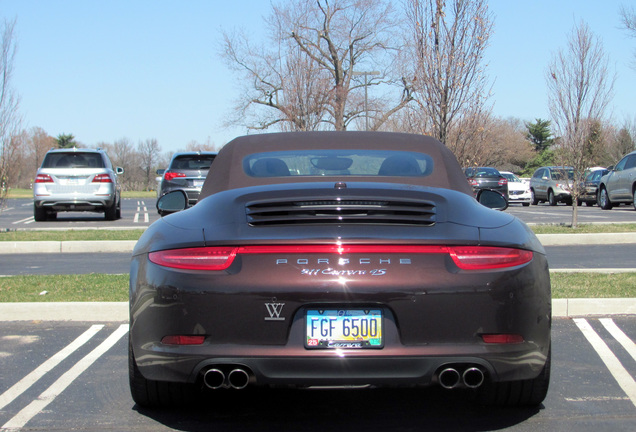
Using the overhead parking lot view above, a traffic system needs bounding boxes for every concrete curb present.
[2,233,636,254]
[1,240,137,254]
[1,299,635,321]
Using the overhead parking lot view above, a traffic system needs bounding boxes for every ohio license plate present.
[305,309,383,349]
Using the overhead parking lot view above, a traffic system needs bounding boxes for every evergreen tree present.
[525,119,554,152]
[56,133,76,149]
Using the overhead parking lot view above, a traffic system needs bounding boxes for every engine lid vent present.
[246,199,436,226]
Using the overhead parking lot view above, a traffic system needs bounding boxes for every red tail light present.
[498,178,508,186]
[164,171,187,181]
[149,245,532,271]
[92,174,113,183]
[35,174,53,183]
[447,246,532,270]
[150,247,238,270]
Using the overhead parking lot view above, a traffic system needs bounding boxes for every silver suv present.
[597,150,636,210]
[529,166,574,206]
[33,148,124,221]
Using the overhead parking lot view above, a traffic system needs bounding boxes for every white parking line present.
[600,318,636,361]
[1,324,128,430]
[0,325,104,411]
[133,201,148,223]
[574,318,636,409]
[12,217,34,225]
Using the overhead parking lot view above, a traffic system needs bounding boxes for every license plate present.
[305,309,383,349]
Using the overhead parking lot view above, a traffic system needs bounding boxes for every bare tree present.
[404,0,493,145]
[221,0,413,132]
[138,138,161,191]
[546,21,615,227]
[620,5,636,68]
[0,18,20,211]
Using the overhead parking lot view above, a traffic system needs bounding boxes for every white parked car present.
[501,171,531,206]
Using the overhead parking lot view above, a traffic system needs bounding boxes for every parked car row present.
[31,145,636,223]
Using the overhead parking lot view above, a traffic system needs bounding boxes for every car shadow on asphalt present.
[134,386,541,431]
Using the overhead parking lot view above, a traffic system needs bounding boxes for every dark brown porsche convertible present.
[129,132,551,407]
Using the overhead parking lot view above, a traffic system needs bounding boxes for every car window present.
[41,152,105,169]
[170,155,216,170]
[551,169,574,180]
[532,169,543,179]
[615,156,628,171]
[625,155,636,170]
[244,150,434,178]
[473,168,500,177]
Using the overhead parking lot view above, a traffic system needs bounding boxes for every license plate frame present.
[305,309,383,349]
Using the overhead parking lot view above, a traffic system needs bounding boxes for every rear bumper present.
[134,339,549,388]
[34,196,115,211]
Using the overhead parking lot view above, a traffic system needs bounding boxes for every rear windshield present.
[170,155,216,170]
[243,150,434,178]
[41,152,105,169]
[472,168,500,177]
[551,169,574,180]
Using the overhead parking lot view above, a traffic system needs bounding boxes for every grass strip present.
[0,274,129,302]
[550,272,636,299]
[0,229,145,241]
[0,272,633,302]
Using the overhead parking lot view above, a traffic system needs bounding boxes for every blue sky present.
[1,0,634,153]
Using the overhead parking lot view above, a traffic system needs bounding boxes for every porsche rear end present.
[129,185,551,404]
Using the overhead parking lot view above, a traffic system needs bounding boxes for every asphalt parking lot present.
[0,317,634,431]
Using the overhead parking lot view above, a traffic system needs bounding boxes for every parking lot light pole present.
[352,71,380,131]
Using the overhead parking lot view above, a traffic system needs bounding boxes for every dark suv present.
[33,148,124,221]
[157,152,217,212]
[597,150,636,210]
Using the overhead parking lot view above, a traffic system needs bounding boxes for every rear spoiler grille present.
[246,199,436,226]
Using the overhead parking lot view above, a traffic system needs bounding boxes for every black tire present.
[34,205,47,222]
[599,187,613,210]
[585,201,594,207]
[548,190,557,206]
[115,198,122,219]
[633,189,636,211]
[530,189,538,205]
[478,345,551,407]
[105,201,117,220]
[128,342,195,408]
[522,202,530,207]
